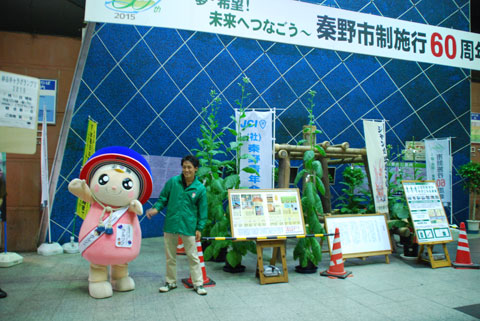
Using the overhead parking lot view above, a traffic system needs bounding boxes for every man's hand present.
[146,208,159,219]
[195,230,202,242]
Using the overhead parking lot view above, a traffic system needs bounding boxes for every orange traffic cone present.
[452,222,480,269]
[320,228,352,279]
[176,236,185,255]
[182,241,216,288]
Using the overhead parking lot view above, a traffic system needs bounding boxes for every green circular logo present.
[105,0,161,13]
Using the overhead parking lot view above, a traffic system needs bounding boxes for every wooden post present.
[320,157,331,213]
[302,125,316,194]
[277,150,290,189]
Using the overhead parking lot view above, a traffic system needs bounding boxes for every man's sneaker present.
[194,285,207,295]
[159,282,177,293]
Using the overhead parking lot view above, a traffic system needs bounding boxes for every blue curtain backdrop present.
[50,0,471,242]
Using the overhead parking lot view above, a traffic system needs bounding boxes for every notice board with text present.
[324,214,392,259]
[228,188,306,238]
[402,180,452,244]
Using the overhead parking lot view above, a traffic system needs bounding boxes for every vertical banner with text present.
[237,110,274,189]
[363,120,388,214]
[76,119,97,219]
[425,138,451,206]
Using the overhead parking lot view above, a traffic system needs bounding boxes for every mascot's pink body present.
[68,146,153,299]
[79,203,141,266]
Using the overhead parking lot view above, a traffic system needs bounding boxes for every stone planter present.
[466,220,480,234]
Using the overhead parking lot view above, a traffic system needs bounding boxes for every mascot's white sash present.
[79,207,129,254]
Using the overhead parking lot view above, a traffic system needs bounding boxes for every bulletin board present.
[402,180,452,244]
[228,188,306,238]
[324,214,392,259]
[0,71,40,154]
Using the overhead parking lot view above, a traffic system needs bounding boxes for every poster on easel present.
[228,188,306,238]
[402,180,453,244]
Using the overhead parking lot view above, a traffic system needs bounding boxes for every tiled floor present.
[0,235,479,321]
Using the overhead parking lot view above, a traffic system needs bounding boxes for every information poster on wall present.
[228,189,305,238]
[0,71,40,154]
[402,180,452,244]
[324,214,392,258]
[38,79,57,124]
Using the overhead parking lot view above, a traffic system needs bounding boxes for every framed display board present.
[324,214,392,260]
[402,180,453,244]
[0,71,40,154]
[228,188,306,238]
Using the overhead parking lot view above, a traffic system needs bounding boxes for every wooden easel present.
[255,240,288,285]
[343,251,390,264]
[417,242,451,268]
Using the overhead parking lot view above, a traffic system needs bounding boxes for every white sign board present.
[85,0,480,71]
[402,180,452,244]
[0,71,40,154]
[228,188,305,238]
[324,214,392,258]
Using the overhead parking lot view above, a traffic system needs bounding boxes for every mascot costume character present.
[68,146,153,299]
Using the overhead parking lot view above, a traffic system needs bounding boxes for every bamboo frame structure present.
[275,135,373,213]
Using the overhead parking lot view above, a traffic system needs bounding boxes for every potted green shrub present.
[335,165,369,214]
[458,161,480,233]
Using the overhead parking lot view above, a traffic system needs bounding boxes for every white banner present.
[425,138,451,205]
[85,0,480,71]
[363,120,388,214]
[237,110,273,189]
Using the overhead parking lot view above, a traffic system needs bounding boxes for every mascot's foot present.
[112,276,135,292]
[89,281,113,299]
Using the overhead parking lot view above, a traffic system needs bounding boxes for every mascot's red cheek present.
[94,184,100,193]
[128,191,135,198]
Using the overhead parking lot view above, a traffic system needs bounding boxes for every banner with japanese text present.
[363,120,388,214]
[85,0,480,71]
[425,138,451,205]
[237,110,274,189]
[76,118,97,220]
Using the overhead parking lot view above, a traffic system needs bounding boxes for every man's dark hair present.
[181,155,200,168]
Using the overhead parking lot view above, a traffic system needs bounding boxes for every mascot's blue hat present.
[79,146,153,204]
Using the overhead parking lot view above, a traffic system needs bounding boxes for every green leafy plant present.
[193,90,230,241]
[292,90,327,268]
[201,77,258,269]
[458,161,480,221]
[335,165,368,214]
[386,145,410,225]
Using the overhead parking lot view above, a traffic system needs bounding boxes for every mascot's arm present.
[68,178,94,203]
[129,200,143,215]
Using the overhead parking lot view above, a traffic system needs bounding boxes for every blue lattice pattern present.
[50,0,471,243]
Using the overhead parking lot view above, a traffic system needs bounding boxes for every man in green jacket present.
[146,155,208,295]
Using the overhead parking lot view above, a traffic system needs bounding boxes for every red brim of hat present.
[79,153,153,204]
